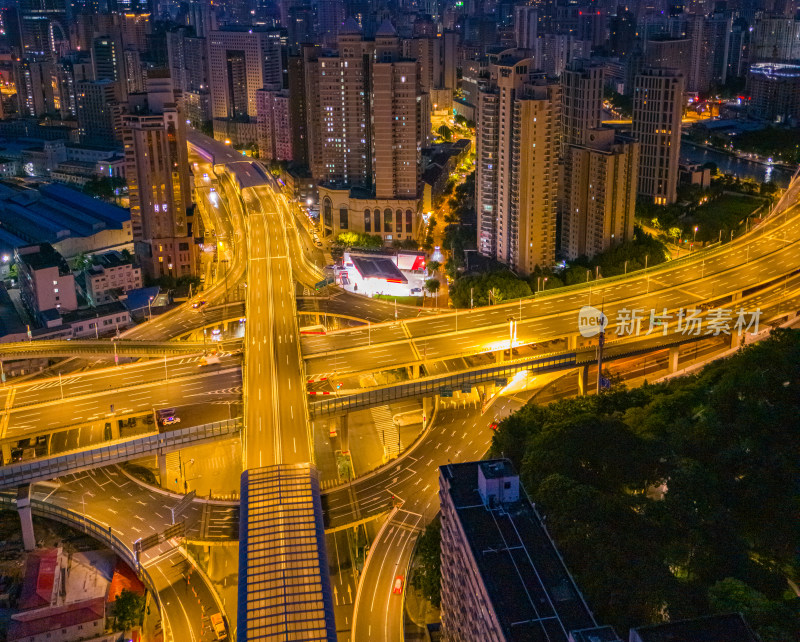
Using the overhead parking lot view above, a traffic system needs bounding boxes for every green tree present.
[73,252,92,272]
[424,278,440,295]
[437,124,452,141]
[427,260,441,274]
[113,589,145,630]
[708,578,800,642]
[411,518,442,608]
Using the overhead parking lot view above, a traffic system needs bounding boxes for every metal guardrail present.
[0,339,210,359]
[310,353,578,416]
[0,493,164,622]
[0,419,242,488]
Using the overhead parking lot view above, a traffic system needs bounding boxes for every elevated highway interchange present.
[2,136,800,641]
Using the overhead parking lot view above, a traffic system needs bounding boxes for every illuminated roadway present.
[12,137,800,642]
[239,180,313,468]
[301,205,800,380]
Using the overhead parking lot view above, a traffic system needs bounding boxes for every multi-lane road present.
[301,206,800,379]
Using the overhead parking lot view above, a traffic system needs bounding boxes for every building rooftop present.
[441,461,599,642]
[0,283,26,340]
[350,254,407,283]
[61,300,128,324]
[238,464,337,641]
[0,181,128,247]
[630,613,758,642]
[15,243,71,275]
[17,548,58,610]
[8,597,105,641]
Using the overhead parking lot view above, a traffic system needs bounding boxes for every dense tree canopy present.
[490,330,800,638]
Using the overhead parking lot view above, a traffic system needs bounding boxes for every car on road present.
[192,300,207,309]
[410,287,422,294]
[393,576,404,595]
[489,421,499,431]
[161,416,181,426]
[199,354,221,367]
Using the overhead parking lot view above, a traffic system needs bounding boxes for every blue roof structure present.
[0,182,129,247]
[238,464,337,642]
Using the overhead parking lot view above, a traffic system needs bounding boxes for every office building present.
[123,71,196,279]
[632,68,684,205]
[439,459,621,642]
[256,87,293,161]
[747,62,800,123]
[92,35,124,84]
[76,80,125,148]
[15,243,78,323]
[208,27,284,133]
[14,59,61,118]
[476,51,560,275]
[561,129,639,260]
[19,0,68,56]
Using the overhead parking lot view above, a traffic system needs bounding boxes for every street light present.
[148,296,154,321]
[692,226,698,251]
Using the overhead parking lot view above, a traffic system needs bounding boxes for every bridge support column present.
[668,345,680,373]
[577,365,589,396]
[17,485,36,551]
[730,331,742,350]
[110,420,120,440]
[567,334,578,351]
[339,415,349,451]
[157,451,168,484]
[1,442,10,465]
[422,396,434,428]
[407,363,420,379]
[731,291,742,303]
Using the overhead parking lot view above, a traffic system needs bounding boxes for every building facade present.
[747,62,800,122]
[123,72,196,278]
[439,460,619,642]
[561,129,639,260]
[632,68,684,205]
[476,51,560,275]
[15,243,78,322]
[208,27,284,138]
[256,87,293,161]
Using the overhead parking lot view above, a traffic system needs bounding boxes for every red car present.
[489,421,499,431]
[392,576,404,595]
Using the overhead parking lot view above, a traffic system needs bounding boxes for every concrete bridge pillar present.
[577,365,589,396]
[17,485,36,551]
[407,363,421,379]
[339,415,349,451]
[157,451,168,484]
[109,420,120,440]
[1,442,10,465]
[567,334,578,351]
[730,331,742,350]
[422,396,435,428]
[731,291,742,303]
[668,345,680,373]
